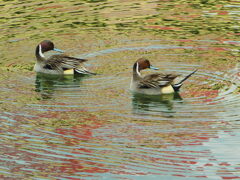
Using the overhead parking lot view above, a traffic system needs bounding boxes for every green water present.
[0,0,239,179]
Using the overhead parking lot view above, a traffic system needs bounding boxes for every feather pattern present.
[130,58,197,95]
[44,54,88,72]
[138,73,178,89]
[34,40,95,75]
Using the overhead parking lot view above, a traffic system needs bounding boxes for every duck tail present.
[74,68,97,75]
[172,69,198,91]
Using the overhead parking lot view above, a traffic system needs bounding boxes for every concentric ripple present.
[0,38,239,179]
[0,0,240,178]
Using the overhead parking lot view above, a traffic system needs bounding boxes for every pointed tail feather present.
[178,69,198,84]
[74,68,97,75]
[172,69,198,91]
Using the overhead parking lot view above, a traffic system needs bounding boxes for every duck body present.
[34,40,95,75]
[130,72,178,95]
[130,58,197,95]
[34,54,89,75]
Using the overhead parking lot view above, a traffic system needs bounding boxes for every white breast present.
[34,62,61,74]
[160,85,174,94]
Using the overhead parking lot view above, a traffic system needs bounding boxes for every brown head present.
[35,40,64,59]
[133,58,158,74]
[38,40,55,53]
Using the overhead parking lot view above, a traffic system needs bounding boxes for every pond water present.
[0,0,240,179]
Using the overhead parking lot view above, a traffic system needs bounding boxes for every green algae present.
[0,2,239,179]
[0,0,239,125]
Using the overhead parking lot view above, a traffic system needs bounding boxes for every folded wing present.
[44,54,88,71]
[138,73,178,89]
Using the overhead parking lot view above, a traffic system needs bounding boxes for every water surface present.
[0,0,240,179]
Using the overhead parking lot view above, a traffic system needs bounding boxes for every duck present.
[34,40,95,75]
[130,58,197,95]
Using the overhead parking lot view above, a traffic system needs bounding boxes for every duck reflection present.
[35,73,85,99]
[132,92,182,116]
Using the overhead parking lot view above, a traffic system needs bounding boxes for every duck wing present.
[138,73,178,89]
[44,54,88,71]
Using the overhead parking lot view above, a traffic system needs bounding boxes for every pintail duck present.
[130,58,197,95]
[34,40,95,75]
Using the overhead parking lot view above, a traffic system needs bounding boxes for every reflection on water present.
[132,92,182,117]
[0,0,240,179]
[35,73,85,99]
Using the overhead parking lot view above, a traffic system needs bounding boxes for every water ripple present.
[0,40,240,179]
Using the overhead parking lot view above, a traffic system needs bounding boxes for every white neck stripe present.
[39,45,45,58]
[136,62,141,76]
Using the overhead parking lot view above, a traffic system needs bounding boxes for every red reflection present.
[210,10,229,16]
[54,115,110,175]
[222,176,240,179]
[35,5,63,11]
[182,89,219,104]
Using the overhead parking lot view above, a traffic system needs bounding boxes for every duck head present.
[133,58,158,76]
[36,40,64,58]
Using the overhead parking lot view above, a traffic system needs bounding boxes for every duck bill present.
[53,48,64,53]
[150,65,159,70]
